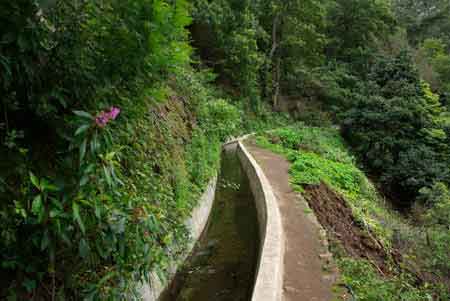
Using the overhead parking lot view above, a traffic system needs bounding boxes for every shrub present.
[339,258,433,301]
[198,99,241,141]
[342,52,450,205]
[0,1,220,299]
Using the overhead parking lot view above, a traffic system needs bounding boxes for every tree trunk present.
[270,13,282,110]
[269,14,280,60]
[273,57,281,110]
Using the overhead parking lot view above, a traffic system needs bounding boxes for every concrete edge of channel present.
[142,134,285,301]
[236,139,285,301]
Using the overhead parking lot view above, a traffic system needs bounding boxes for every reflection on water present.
[160,149,259,301]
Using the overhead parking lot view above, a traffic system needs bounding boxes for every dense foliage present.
[0,1,244,299]
[393,0,450,46]
[326,0,396,65]
[192,0,327,108]
[342,52,450,205]
[2,0,450,299]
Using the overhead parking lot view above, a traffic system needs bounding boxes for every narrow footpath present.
[245,140,337,301]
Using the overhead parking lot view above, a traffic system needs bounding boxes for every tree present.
[342,52,450,205]
[326,0,396,66]
[393,0,450,46]
[418,38,450,103]
[192,0,327,109]
[259,0,327,107]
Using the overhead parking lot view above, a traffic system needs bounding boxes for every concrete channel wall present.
[236,140,285,301]
[140,177,217,301]
[142,137,284,301]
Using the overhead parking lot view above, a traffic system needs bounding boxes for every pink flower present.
[95,112,108,128]
[95,107,120,128]
[108,107,121,120]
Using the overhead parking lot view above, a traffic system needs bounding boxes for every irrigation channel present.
[160,148,260,301]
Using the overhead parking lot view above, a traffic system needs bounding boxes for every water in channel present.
[160,149,260,301]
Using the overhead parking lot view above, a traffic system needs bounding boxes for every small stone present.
[322,274,337,283]
[319,252,333,261]
[284,286,301,293]
[319,229,328,239]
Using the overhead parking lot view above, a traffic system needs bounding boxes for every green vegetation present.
[394,0,450,47]
[192,0,450,207]
[2,0,450,299]
[256,126,392,242]
[341,52,450,205]
[192,0,328,108]
[339,259,431,301]
[257,125,449,300]
[0,1,248,299]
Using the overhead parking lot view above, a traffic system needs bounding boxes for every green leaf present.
[79,238,90,258]
[94,201,101,219]
[75,124,90,136]
[78,199,92,207]
[79,175,89,187]
[98,271,117,286]
[80,139,87,163]
[31,195,42,215]
[23,278,36,293]
[103,165,112,187]
[105,151,116,161]
[50,89,67,108]
[41,230,50,251]
[95,239,107,259]
[56,96,67,108]
[60,232,71,246]
[29,172,40,189]
[73,110,94,120]
[104,130,113,147]
[50,197,63,210]
[90,131,98,154]
[72,203,85,234]
[40,179,59,191]
[49,209,60,218]
[84,163,96,174]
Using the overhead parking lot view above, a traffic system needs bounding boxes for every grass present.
[255,124,443,301]
[256,124,396,244]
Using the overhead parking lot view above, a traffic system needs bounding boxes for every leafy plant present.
[256,125,449,300]
[0,0,216,299]
[342,51,450,205]
[339,258,433,301]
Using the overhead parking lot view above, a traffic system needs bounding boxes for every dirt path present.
[245,141,337,301]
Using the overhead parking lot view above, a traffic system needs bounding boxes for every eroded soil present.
[304,183,394,275]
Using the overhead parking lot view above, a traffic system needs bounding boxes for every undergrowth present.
[256,125,394,243]
[0,1,294,298]
[256,125,448,301]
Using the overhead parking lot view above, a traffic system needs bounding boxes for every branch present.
[269,13,281,59]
